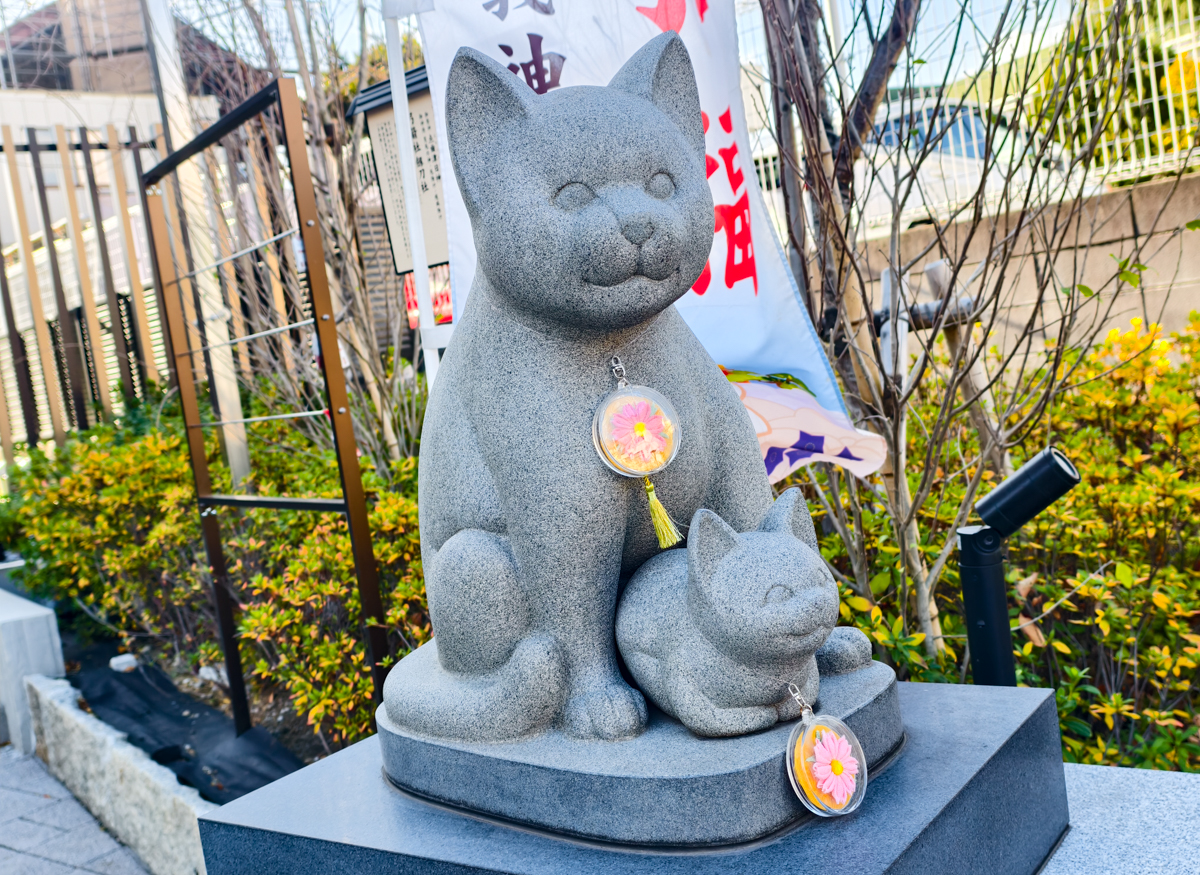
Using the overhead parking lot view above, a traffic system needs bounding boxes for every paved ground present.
[0,746,148,875]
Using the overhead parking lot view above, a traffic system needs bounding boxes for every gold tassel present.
[643,476,683,549]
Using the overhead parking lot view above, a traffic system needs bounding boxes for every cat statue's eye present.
[554,182,596,211]
[764,584,793,604]
[647,172,675,200]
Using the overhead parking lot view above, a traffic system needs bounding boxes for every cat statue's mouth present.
[585,268,681,290]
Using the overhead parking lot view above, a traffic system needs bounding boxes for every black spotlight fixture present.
[957,447,1081,686]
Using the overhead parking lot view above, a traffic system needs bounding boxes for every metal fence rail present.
[141,77,387,737]
[1037,0,1200,183]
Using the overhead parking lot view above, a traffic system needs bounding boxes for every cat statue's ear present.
[759,487,820,553]
[445,47,539,213]
[686,509,740,608]
[608,31,706,164]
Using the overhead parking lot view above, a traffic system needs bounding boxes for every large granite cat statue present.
[383,32,834,742]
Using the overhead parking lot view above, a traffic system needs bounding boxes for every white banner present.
[416,0,885,481]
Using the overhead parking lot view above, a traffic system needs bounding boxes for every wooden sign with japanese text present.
[365,89,449,273]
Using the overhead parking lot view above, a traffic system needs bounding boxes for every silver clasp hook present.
[611,356,629,388]
[787,682,813,718]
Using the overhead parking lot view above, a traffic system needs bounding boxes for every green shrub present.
[1,399,428,746]
[239,487,429,743]
[6,419,210,650]
[803,314,1200,770]
[5,318,1197,764]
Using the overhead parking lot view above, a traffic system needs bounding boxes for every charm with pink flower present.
[785,709,868,817]
[594,389,679,477]
[592,360,684,549]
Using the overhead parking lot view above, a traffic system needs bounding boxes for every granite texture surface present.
[25,676,214,875]
[816,626,874,676]
[377,660,899,845]
[201,683,1068,873]
[0,587,64,753]
[1042,763,1200,875]
[387,31,776,744]
[616,491,844,737]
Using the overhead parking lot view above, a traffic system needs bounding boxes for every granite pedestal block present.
[200,683,1070,875]
[0,588,65,752]
[378,657,901,845]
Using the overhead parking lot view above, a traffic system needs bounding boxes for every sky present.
[733,0,1072,92]
[0,0,1075,90]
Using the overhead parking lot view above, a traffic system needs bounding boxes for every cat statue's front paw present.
[815,626,873,676]
[563,679,648,740]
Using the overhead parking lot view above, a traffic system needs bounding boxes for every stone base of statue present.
[376,646,903,846]
[198,682,1070,875]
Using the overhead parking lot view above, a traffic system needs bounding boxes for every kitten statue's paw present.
[815,626,873,677]
[563,680,648,740]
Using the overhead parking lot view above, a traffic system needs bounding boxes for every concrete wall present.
[859,172,1200,346]
[0,588,64,753]
[25,675,214,875]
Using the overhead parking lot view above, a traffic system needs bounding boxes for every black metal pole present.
[129,128,176,390]
[957,524,1017,686]
[79,127,136,401]
[27,128,90,430]
[0,258,39,446]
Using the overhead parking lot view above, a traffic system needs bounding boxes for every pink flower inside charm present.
[811,729,859,807]
[593,386,680,477]
[611,400,667,463]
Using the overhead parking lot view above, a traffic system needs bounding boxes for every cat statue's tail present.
[383,529,568,741]
[383,633,566,741]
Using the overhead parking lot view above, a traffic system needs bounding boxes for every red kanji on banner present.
[636,0,685,32]
[691,105,758,296]
[636,0,708,32]
[715,193,757,293]
[718,144,743,192]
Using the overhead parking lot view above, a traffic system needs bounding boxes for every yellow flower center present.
[634,422,647,436]
[831,759,844,776]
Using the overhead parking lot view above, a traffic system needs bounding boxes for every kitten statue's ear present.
[687,509,740,597]
[759,488,820,553]
[608,32,706,163]
[446,47,538,212]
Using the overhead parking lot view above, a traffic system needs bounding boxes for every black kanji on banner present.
[500,33,565,94]
[483,0,555,21]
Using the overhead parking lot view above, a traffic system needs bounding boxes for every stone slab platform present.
[199,683,1069,874]
[1043,762,1200,875]
[377,659,902,846]
[0,588,64,752]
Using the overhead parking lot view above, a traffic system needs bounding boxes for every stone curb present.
[24,674,216,875]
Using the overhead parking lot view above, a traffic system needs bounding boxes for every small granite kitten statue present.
[382,33,775,742]
[617,488,854,737]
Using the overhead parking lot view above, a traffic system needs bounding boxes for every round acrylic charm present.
[592,386,681,477]
[786,712,868,817]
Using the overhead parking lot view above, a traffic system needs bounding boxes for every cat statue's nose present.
[621,217,655,246]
